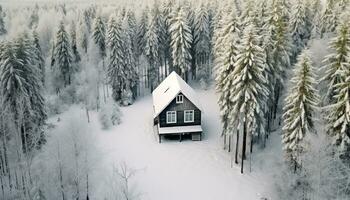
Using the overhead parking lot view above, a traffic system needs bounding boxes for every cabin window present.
[166,111,177,124]
[184,110,194,123]
[176,94,183,103]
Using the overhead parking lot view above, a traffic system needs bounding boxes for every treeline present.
[213,0,350,199]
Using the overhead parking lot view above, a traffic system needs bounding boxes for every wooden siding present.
[159,93,201,128]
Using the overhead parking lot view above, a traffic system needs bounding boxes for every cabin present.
[152,71,203,143]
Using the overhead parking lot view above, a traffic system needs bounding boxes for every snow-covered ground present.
[60,85,278,200]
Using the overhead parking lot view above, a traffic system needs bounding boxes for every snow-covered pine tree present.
[282,50,319,169]
[107,14,126,102]
[263,0,292,120]
[126,9,138,59]
[121,15,138,103]
[77,14,90,54]
[290,0,312,59]
[215,8,240,139]
[0,33,46,150]
[169,6,192,81]
[160,1,174,77]
[145,10,160,92]
[92,15,106,58]
[321,21,350,103]
[136,7,149,57]
[33,30,45,85]
[308,0,322,38]
[184,3,198,80]
[70,21,81,65]
[326,68,350,153]
[52,21,73,91]
[323,18,350,151]
[228,24,268,173]
[320,0,338,37]
[0,5,6,35]
[194,4,211,78]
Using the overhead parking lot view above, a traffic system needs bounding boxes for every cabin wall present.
[159,93,201,128]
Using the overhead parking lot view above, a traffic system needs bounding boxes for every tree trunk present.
[235,130,239,164]
[228,135,232,152]
[85,107,90,123]
[241,121,247,174]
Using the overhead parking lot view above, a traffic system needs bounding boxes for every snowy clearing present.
[51,86,280,200]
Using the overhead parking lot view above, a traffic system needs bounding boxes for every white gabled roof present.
[152,71,202,118]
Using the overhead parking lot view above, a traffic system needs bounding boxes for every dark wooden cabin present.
[152,72,203,143]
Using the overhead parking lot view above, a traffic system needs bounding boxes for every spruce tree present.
[321,21,350,102]
[33,30,45,85]
[70,21,81,64]
[263,0,292,119]
[290,0,311,58]
[77,15,89,54]
[194,4,210,71]
[282,50,319,169]
[52,21,73,91]
[0,5,6,35]
[107,14,125,101]
[121,15,138,103]
[136,6,149,57]
[215,8,240,137]
[320,0,338,36]
[92,15,106,58]
[145,11,160,92]
[228,24,268,173]
[169,6,192,81]
[0,34,46,150]
[326,70,350,150]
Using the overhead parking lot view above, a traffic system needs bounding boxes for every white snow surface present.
[53,85,281,200]
[152,71,202,118]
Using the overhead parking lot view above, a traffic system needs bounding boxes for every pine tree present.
[215,8,240,137]
[169,6,193,81]
[194,4,211,72]
[263,0,292,119]
[0,5,6,35]
[77,15,89,54]
[107,14,125,101]
[326,70,350,150]
[136,7,149,57]
[320,0,338,36]
[145,11,160,92]
[0,33,46,150]
[70,21,81,64]
[92,15,106,58]
[52,21,73,91]
[282,50,319,169]
[321,21,350,102]
[290,0,311,58]
[228,24,268,173]
[121,15,138,102]
[33,30,45,85]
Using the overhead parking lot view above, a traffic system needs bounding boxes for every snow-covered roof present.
[158,125,203,134]
[152,71,202,118]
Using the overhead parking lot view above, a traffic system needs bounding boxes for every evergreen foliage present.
[52,21,74,90]
[282,50,319,166]
[169,6,193,81]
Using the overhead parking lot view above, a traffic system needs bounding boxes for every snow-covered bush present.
[46,95,68,115]
[99,100,122,130]
[197,65,210,90]
[121,89,133,106]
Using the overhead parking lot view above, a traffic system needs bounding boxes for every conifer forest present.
[0,0,349,199]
